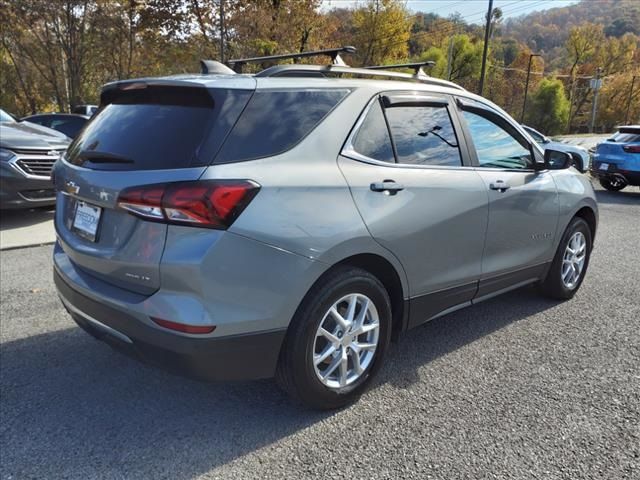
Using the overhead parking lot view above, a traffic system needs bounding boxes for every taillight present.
[117,180,259,229]
[622,145,640,153]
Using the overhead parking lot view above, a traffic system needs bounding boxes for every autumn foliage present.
[0,0,638,134]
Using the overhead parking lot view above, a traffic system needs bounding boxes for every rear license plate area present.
[72,201,102,242]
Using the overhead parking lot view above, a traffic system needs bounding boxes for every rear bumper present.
[54,266,286,381]
[0,163,55,209]
[590,162,640,186]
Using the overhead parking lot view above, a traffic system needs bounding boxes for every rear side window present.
[215,89,350,163]
[385,105,462,166]
[351,100,394,163]
[66,86,252,170]
[611,131,640,143]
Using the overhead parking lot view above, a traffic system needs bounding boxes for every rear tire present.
[599,177,626,191]
[276,266,392,410]
[539,217,592,300]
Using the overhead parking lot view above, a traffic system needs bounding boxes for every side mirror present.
[544,149,572,170]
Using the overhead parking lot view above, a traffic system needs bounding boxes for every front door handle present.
[370,180,405,195]
[489,180,510,192]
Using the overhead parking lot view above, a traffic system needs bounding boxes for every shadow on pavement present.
[1,287,560,478]
[0,207,55,231]
[594,188,640,205]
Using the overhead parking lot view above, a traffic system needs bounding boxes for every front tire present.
[276,266,392,410]
[539,217,592,300]
[599,177,626,191]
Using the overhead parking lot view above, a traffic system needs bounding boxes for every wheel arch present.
[336,254,407,339]
[574,205,597,243]
[306,252,409,341]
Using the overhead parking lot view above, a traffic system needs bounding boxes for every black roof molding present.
[227,46,356,73]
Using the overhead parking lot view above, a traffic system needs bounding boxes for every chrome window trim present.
[341,94,472,171]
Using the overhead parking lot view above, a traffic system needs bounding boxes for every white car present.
[522,125,590,173]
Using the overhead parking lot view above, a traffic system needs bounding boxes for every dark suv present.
[1,109,70,209]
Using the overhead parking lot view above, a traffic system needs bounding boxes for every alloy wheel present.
[561,231,587,289]
[312,293,380,389]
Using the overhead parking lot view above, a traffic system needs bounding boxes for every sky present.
[321,0,581,24]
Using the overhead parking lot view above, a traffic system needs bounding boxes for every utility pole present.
[520,53,541,123]
[446,36,454,81]
[589,67,602,133]
[478,0,494,95]
[219,0,225,63]
[625,75,637,125]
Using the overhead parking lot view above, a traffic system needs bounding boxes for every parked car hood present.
[0,121,70,150]
[547,140,588,156]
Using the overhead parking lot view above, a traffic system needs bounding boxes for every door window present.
[351,100,395,163]
[385,105,462,167]
[462,110,533,169]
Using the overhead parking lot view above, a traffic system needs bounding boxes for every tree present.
[446,34,483,85]
[351,0,411,66]
[525,78,570,134]
[418,46,446,78]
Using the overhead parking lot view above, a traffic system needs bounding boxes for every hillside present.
[504,0,640,61]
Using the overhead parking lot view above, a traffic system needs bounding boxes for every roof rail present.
[365,61,435,77]
[255,64,466,91]
[227,46,356,73]
[200,59,236,75]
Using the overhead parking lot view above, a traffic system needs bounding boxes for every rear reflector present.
[151,317,216,334]
[622,145,640,153]
[117,180,259,229]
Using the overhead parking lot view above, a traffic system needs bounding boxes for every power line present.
[371,0,534,51]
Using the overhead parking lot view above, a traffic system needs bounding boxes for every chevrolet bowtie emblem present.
[65,181,80,195]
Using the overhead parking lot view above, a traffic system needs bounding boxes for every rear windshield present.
[215,89,350,163]
[66,86,252,170]
[610,130,640,143]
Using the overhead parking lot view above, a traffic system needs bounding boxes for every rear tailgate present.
[594,128,640,166]
[54,78,255,295]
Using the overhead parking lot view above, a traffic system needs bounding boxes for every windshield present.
[66,86,252,170]
[524,126,545,144]
[0,109,16,123]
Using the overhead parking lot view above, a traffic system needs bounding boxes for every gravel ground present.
[1,184,639,480]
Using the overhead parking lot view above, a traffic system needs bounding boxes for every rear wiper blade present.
[79,150,134,163]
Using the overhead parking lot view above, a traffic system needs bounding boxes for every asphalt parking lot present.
[1,184,639,479]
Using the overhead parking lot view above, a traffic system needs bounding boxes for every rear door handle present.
[489,180,510,192]
[370,180,405,195]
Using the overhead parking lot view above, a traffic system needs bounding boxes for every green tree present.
[447,34,483,84]
[418,46,446,78]
[352,0,411,66]
[525,78,570,134]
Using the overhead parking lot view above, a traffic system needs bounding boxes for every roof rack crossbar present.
[255,64,466,91]
[227,46,356,73]
[365,61,435,77]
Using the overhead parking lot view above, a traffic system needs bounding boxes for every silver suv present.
[53,49,597,409]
